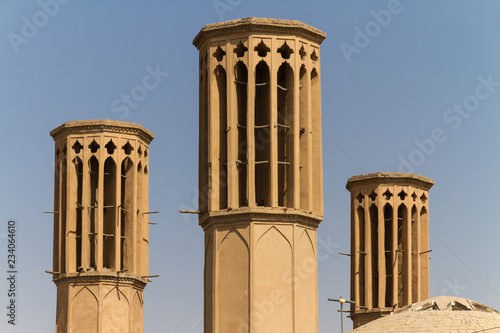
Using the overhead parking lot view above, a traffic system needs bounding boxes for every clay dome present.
[350,295,500,332]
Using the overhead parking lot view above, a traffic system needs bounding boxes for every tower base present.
[54,273,146,333]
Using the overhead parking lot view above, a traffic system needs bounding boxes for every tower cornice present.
[53,272,147,289]
[193,17,327,48]
[50,119,154,144]
[346,172,434,191]
[199,208,322,229]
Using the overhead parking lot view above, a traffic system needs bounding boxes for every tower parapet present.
[346,172,434,328]
[50,119,153,333]
[194,17,326,332]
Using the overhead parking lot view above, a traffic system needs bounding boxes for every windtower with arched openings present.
[50,120,154,333]
[193,17,326,332]
[346,172,434,329]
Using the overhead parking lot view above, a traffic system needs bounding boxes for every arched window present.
[60,157,67,273]
[384,203,393,307]
[369,204,378,307]
[277,63,294,207]
[420,206,429,297]
[103,157,116,270]
[357,206,365,307]
[215,65,228,210]
[75,156,83,271]
[254,60,271,206]
[411,205,418,303]
[235,61,248,207]
[89,156,99,269]
[121,157,134,271]
[397,204,407,306]
[299,65,309,210]
[311,69,321,212]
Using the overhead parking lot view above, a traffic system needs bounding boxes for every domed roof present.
[350,296,500,332]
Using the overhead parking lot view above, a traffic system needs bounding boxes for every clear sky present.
[1,0,500,332]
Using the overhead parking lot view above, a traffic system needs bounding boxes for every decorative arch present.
[256,226,292,249]
[217,227,249,330]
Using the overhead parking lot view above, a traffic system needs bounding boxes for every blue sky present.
[1,0,500,332]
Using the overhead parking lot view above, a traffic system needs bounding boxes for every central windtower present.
[193,18,326,332]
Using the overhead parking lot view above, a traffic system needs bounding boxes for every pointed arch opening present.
[255,60,271,206]
[420,206,429,298]
[54,156,61,273]
[199,60,209,213]
[235,61,248,207]
[60,158,67,273]
[120,157,134,271]
[277,62,294,208]
[384,203,393,307]
[299,65,309,210]
[311,68,321,212]
[75,156,83,271]
[357,206,365,307]
[411,205,419,302]
[136,162,143,272]
[397,204,407,306]
[103,157,116,270]
[88,156,99,269]
[216,65,228,210]
[369,204,379,308]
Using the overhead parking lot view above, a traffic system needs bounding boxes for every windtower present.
[193,17,326,332]
[346,172,434,328]
[50,120,154,333]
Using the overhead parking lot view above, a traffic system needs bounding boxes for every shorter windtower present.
[49,120,154,333]
[193,18,326,332]
[346,172,434,328]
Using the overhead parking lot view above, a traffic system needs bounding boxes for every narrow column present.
[247,37,256,208]
[97,136,104,271]
[377,194,385,308]
[404,196,412,305]
[391,199,398,308]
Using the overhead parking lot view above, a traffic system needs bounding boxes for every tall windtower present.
[50,120,154,333]
[193,18,326,332]
[346,172,434,328]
